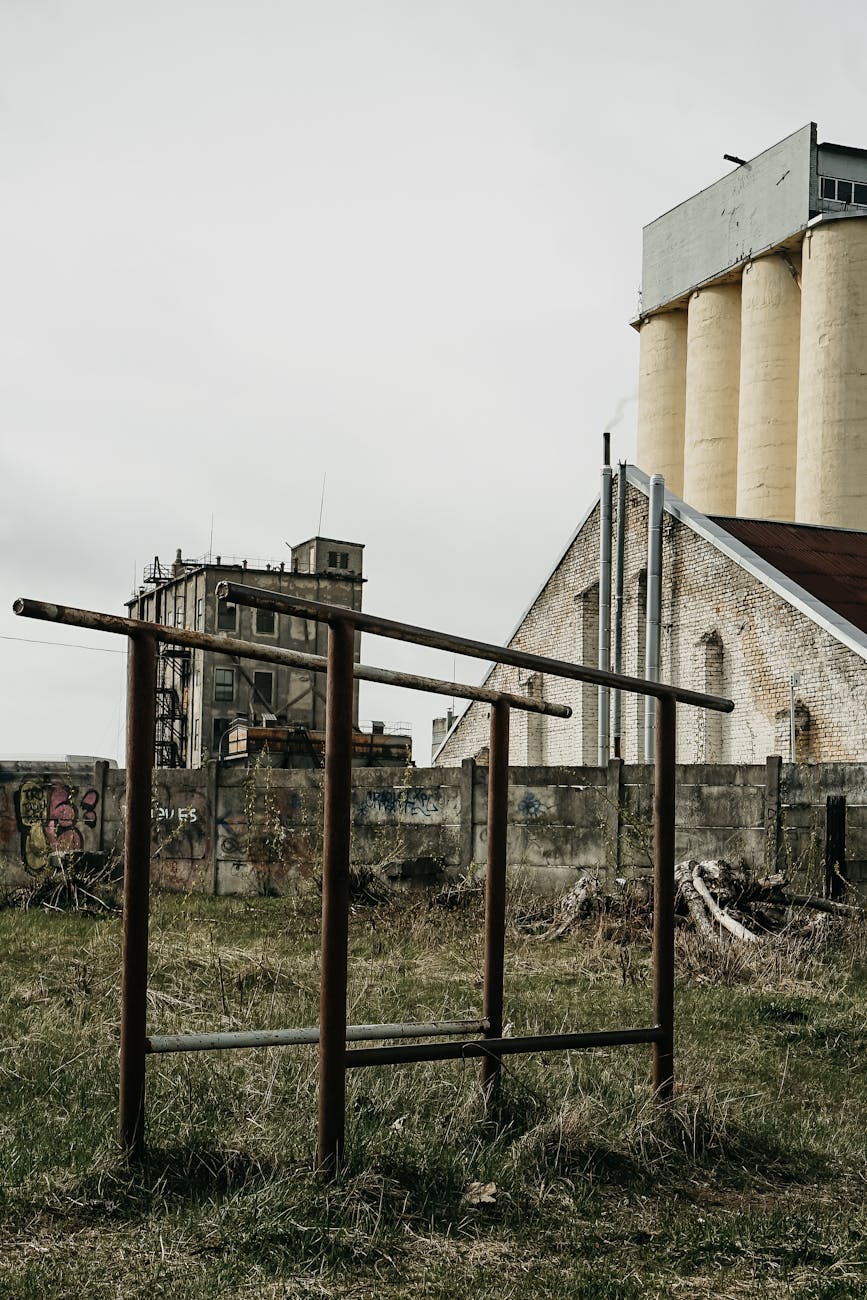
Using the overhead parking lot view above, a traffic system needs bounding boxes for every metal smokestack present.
[644,474,664,762]
[598,435,613,765]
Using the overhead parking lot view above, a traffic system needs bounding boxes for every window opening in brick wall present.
[256,608,276,636]
[524,673,545,766]
[217,599,237,631]
[580,584,599,764]
[700,631,724,762]
[214,667,235,701]
[253,670,274,708]
[212,717,231,754]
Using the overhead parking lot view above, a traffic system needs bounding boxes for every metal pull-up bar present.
[14,590,733,1173]
[218,586,732,1170]
[13,595,570,1161]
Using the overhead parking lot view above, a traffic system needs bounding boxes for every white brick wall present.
[435,481,867,767]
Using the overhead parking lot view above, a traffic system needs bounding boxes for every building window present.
[174,602,185,628]
[217,599,237,631]
[328,550,349,569]
[254,670,274,707]
[196,597,204,630]
[579,583,599,764]
[213,717,231,754]
[820,175,867,206]
[214,667,235,701]
[256,607,276,636]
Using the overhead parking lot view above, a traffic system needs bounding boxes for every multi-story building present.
[127,536,364,767]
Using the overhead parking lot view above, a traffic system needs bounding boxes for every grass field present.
[1,886,865,1298]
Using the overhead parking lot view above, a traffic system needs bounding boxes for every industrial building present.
[436,125,867,769]
[636,122,867,527]
[434,467,867,768]
[127,536,365,767]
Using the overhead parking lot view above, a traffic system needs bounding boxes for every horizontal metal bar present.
[217,583,734,713]
[345,1026,664,1068]
[11,599,569,718]
[146,1018,490,1055]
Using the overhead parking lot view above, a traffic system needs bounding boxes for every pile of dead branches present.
[518,860,861,943]
[674,858,859,944]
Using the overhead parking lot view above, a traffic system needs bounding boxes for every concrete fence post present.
[460,757,476,871]
[764,755,782,874]
[607,758,623,875]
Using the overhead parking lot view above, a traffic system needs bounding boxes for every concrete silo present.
[635,310,687,496]
[736,254,801,521]
[682,283,742,515]
[795,217,867,528]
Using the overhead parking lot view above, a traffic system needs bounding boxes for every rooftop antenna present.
[317,473,327,535]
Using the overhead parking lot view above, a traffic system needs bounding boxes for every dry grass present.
[1,890,865,1298]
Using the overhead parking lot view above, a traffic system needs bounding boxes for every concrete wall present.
[641,123,815,315]
[2,758,865,898]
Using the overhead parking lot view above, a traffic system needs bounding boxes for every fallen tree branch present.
[675,861,719,943]
[786,893,862,917]
[692,864,760,945]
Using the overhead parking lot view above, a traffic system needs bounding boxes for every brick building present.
[434,467,867,768]
[127,536,364,767]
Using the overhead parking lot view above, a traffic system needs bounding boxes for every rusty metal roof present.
[710,516,867,634]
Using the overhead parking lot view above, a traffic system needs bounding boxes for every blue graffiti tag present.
[359,788,440,819]
[517,790,543,820]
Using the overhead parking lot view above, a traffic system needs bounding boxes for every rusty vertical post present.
[652,693,676,1100]
[480,699,510,1099]
[317,617,355,1172]
[119,631,157,1155]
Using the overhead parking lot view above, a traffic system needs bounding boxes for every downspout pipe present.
[644,474,664,763]
[612,462,627,758]
[598,436,612,766]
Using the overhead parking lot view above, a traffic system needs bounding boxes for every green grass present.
[1,889,865,1298]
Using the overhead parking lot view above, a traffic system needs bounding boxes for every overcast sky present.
[2,0,866,762]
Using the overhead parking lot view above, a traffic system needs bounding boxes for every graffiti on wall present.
[14,780,99,876]
[357,787,440,819]
[152,805,198,825]
[151,786,207,861]
[517,791,543,820]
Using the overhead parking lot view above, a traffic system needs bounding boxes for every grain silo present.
[796,217,867,528]
[633,123,867,529]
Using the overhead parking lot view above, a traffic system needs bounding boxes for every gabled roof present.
[432,467,867,762]
[710,516,867,637]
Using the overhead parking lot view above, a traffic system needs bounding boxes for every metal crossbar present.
[13,588,733,1173]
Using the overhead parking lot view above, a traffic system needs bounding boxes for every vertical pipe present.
[480,700,510,1099]
[119,632,157,1155]
[644,474,664,762]
[652,694,676,1100]
[317,617,355,1172]
[598,450,613,766]
[612,463,627,758]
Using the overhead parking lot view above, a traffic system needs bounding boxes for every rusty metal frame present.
[14,591,732,1168]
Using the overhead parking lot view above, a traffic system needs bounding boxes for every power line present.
[0,634,126,655]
